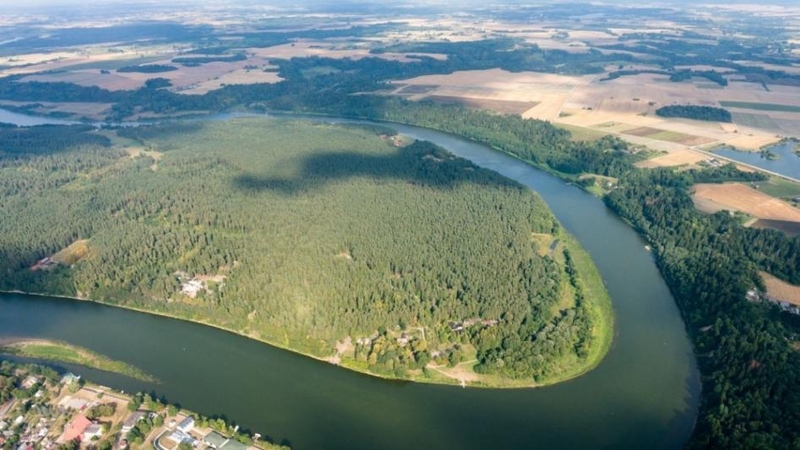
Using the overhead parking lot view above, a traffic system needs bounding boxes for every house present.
[121,412,145,433]
[168,430,196,446]
[177,416,195,433]
[21,376,39,390]
[203,431,228,449]
[396,333,410,346]
[83,424,103,441]
[0,421,7,431]
[61,373,81,385]
[59,415,91,443]
[59,397,88,410]
[181,279,205,298]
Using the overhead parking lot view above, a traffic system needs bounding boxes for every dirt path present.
[427,360,479,387]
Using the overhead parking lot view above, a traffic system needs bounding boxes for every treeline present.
[669,69,728,86]
[117,64,178,73]
[172,52,247,66]
[656,105,733,122]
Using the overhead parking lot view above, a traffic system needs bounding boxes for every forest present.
[0,119,606,385]
[1,30,799,443]
[655,105,733,122]
[117,64,178,73]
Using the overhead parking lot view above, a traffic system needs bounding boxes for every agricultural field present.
[635,149,708,168]
[692,183,800,224]
[761,272,800,306]
[391,69,591,121]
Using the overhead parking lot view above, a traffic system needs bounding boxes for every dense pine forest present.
[0,119,608,385]
[655,105,733,123]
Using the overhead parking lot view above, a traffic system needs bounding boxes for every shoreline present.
[0,336,157,382]
[0,227,612,389]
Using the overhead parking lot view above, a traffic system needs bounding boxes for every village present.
[0,364,284,450]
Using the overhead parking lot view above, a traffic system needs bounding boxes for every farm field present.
[635,149,707,168]
[692,183,800,223]
[721,101,800,113]
[761,272,800,306]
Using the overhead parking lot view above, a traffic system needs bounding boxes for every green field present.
[0,340,155,381]
[731,112,781,129]
[721,101,800,113]
[0,119,612,386]
[759,176,800,199]
[555,123,610,142]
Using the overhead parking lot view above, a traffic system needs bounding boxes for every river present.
[0,109,700,449]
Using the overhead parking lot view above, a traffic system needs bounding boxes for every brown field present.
[720,133,783,150]
[623,126,663,137]
[692,183,800,222]
[550,71,799,154]
[177,69,283,95]
[393,69,592,119]
[761,272,800,306]
[22,70,146,91]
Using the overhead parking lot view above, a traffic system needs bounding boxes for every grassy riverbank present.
[0,338,156,382]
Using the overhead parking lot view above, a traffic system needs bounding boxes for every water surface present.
[715,141,800,179]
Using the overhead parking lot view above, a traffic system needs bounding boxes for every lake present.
[715,140,800,179]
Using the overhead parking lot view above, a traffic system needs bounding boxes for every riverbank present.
[0,225,613,389]
[0,359,286,450]
[0,338,156,382]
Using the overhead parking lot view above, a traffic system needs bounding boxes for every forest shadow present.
[113,121,205,146]
[232,141,517,195]
[0,124,111,158]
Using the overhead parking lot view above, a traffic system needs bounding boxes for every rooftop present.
[203,431,228,448]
